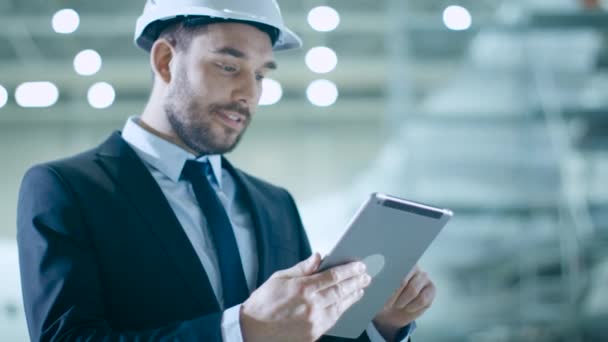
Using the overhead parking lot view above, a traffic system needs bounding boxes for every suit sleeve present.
[282,191,312,261]
[17,165,223,342]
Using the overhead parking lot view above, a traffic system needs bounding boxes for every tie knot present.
[182,160,212,182]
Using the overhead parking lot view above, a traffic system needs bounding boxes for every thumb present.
[277,253,320,278]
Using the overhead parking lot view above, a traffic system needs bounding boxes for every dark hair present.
[157,20,205,51]
[148,16,279,51]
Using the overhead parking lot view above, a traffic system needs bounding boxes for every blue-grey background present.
[1,0,608,340]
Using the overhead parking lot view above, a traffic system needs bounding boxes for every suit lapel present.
[95,132,219,311]
[222,158,280,287]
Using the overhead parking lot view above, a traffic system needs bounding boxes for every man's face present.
[164,22,276,155]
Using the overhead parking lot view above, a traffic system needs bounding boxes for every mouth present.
[214,110,247,130]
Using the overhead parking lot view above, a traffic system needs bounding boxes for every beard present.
[164,68,251,156]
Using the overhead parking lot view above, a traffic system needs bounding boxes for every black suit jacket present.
[17,132,373,341]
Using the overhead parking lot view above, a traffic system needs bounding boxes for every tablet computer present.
[317,192,452,339]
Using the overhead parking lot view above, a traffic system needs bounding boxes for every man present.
[17,0,436,341]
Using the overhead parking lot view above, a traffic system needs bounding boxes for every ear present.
[150,38,175,84]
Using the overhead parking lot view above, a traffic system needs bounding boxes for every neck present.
[139,90,199,156]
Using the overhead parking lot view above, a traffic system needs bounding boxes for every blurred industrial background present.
[1,0,608,340]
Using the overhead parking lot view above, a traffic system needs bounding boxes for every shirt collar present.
[122,116,223,187]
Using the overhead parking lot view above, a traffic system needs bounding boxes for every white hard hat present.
[134,0,302,52]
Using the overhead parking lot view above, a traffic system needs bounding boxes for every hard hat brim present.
[135,11,302,52]
[274,26,303,51]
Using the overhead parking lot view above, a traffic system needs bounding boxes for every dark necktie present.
[181,160,249,308]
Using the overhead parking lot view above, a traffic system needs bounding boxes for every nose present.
[232,72,259,106]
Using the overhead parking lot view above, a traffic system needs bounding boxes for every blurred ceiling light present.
[308,6,340,32]
[0,85,7,108]
[74,49,102,76]
[87,82,115,109]
[443,5,472,31]
[52,9,80,34]
[307,79,338,107]
[15,82,59,108]
[259,78,283,106]
[305,47,338,74]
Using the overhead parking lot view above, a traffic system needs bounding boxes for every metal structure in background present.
[304,1,608,341]
[389,1,608,341]
[386,0,414,136]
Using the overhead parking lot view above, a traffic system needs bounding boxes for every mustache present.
[210,103,251,119]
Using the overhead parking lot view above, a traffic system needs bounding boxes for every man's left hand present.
[372,266,436,341]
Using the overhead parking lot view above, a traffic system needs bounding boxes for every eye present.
[255,73,265,81]
[217,63,237,73]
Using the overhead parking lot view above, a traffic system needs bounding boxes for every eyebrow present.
[212,46,277,70]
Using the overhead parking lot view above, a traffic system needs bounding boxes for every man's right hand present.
[240,253,371,342]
